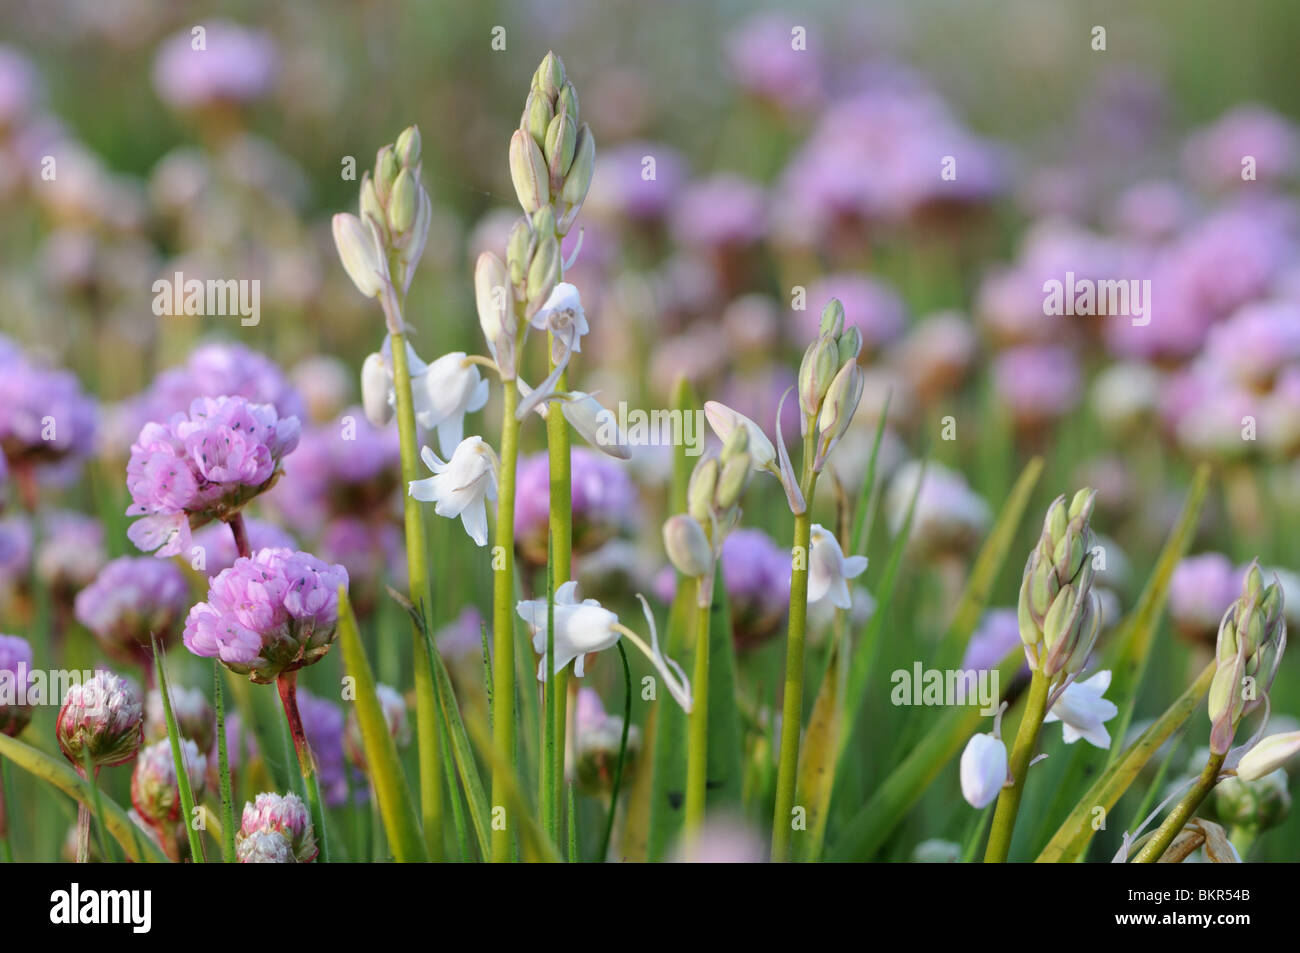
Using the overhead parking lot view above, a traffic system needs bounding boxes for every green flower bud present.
[816,360,864,449]
[1212,770,1290,832]
[506,217,533,291]
[1017,489,1101,676]
[509,129,549,213]
[523,90,553,146]
[721,420,749,458]
[688,458,719,525]
[836,326,863,366]
[663,514,712,578]
[558,124,595,234]
[388,168,418,237]
[531,205,557,238]
[819,298,845,337]
[360,173,386,237]
[798,336,838,419]
[545,110,578,184]
[535,51,566,97]
[559,82,579,121]
[715,454,751,511]
[395,125,421,169]
[374,145,400,203]
[1209,561,1287,754]
[525,234,560,311]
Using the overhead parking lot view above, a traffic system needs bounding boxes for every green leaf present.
[212,662,236,863]
[849,391,891,557]
[1035,661,1215,863]
[0,733,170,864]
[705,582,743,810]
[337,586,428,862]
[1103,464,1212,765]
[645,576,693,861]
[153,639,206,863]
[796,623,843,862]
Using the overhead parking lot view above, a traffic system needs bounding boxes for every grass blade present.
[0,733,170,863]
[212,662,236,863]
[1035,661,1214,862]
[152,639,205,863]
[338,586,428,862]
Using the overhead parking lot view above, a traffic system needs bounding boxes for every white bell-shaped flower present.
[518,581,621,679]
[408,436,498,546]
[411,352,490,457]
[960,731,1007,809]
[806,524,869,610]
[1044,669,1118,749]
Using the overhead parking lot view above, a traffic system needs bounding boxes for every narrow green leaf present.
[646,577,693,860]
[1103,464,1212,765]
[1035,661,1215,863]
[0,733,170,863]
[466,716,561,862]
[796,626,843,862]
[337,586,428,862]
[153,639,205,863]
[705,582,743,811]
[849,392,891,557]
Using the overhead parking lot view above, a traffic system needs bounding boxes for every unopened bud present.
[663,514,712,578]
[535,51,566,97]
[374,145,400,203]
[506,218,533,291]
[819,298,845,337]
[559,124,595,233]
[237,791,318,863]
[361,352,393,427]
[131,738,206,826]
[545,110,577,184]
[56,671,144,771]
[332,213,384,299]
[688,458,719,525]
[523,90,553,145]
[1237,731,1300,782]
[715,454,752,510]
[816,360,864,447]
[837,326,863,366]
[395,125,421,169]
[509,129,549,213]
[526,234,560,310]
[388,168,418,237]
[798,336,838,418]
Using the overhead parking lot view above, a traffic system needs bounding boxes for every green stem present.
[771,430,819,862]
[984,669,1052,863]
[389,326,444,860]
[597,640,633,862]
[277,671,330,863]
[1132,752,1226,863]
[0,759,11,862]
[545,342,572,846]
[684,578,712,835]
[491,378,521,863]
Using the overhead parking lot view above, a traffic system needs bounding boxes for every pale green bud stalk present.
[1017,488,1102,678]
[1208,561,1287,755]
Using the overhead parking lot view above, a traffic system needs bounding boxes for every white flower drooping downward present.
[1044,669,1118,749]
[806,524,869,610]
[408,436,499,547]
[517,283,590,418]
[960,702,1009,809]
[516,378,631,460]
[517,585,691,712]
[411,352,490,457]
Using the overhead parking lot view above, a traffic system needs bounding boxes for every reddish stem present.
[227,512,252,560]
[276,671,316,781]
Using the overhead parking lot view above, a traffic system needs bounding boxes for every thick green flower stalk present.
[984,488,1101,863]
[761,298,862,862]
[1134,563,1286,862]
[508,51,595,845]
[333,125,444,857]
[666,425,753,836]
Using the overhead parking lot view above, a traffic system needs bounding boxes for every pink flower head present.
[182,547,347,683]
[1169,553,1240,642]
[56,671,144,770]
[0,633,34,737]
[153,20,278,110]
[126,395,299,558]
[992,345,1082,429]
[238,791,316,862]
[74,556,191,663]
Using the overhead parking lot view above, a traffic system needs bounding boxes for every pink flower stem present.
[276,671,330,862]
[227,511,252,559]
